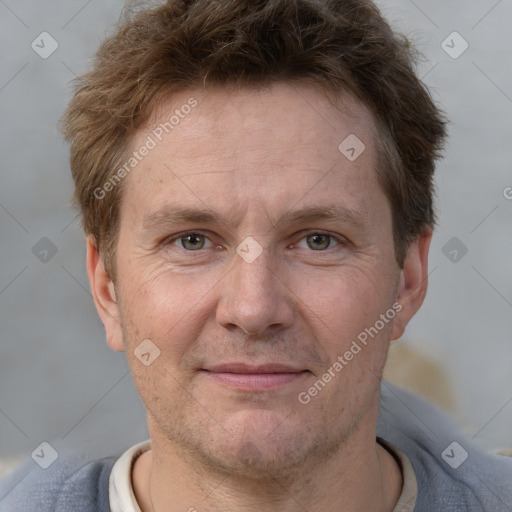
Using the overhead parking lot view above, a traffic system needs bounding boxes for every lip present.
[204,363,305,373]
[200,363,310,391]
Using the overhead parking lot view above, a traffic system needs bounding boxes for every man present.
[1,0,511,510]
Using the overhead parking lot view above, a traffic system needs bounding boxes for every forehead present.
[120,82,388,229]
[143,83,376,163]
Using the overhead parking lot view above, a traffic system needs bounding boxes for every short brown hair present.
[60,0,447,280]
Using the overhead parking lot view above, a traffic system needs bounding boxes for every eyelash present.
[163,230,346,253]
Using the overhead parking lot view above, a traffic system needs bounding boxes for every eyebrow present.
[142,204,365,232]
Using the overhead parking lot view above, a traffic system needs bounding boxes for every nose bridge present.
[216,241,293,335]
[234,241,275,298]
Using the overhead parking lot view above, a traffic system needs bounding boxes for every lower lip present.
[202,371,308,390]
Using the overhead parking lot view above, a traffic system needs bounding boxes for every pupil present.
[309,234,329,250]
[184,234,202,249]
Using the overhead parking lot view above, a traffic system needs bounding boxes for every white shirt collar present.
[109,439,151,512]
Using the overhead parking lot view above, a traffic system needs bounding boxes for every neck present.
[132,415,403,512]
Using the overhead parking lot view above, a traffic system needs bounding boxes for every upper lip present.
[203,363,306,374]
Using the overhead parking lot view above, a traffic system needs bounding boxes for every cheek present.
[118,269,209,401]
[118,262,221,357]
[296,265,393,339]
[294,266,397,392]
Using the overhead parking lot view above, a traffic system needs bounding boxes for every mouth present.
[200,363,310,391]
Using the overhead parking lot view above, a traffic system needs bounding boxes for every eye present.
[167,232,214,251]
[164,231,344,253]
[295,233,342,251]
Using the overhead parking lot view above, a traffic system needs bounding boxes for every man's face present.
[97,83,411,476]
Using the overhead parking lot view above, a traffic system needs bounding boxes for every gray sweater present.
[1,382,511,511]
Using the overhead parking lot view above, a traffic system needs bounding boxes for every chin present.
[194,411,333,480]
[153,395,351,479]
[207,437,310,480]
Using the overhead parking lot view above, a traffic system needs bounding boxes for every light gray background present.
[1,0,511,467]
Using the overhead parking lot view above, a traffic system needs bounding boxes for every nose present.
[215,244,294,336]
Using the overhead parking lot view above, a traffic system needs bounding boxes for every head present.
[60,0,446,479]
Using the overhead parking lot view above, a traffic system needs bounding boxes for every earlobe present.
[390,229,432,342]
[86,236,125,352]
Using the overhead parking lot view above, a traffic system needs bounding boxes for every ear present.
[86,236,125,352]
[390,229,432,342]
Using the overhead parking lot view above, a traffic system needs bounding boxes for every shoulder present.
[0,450,117,512]
[378,381,512,511]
